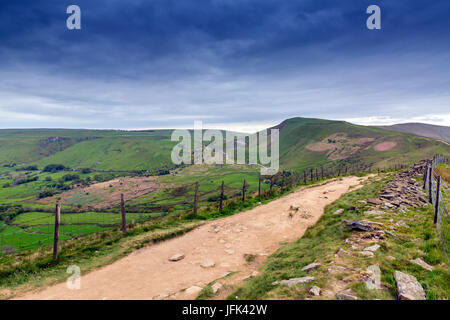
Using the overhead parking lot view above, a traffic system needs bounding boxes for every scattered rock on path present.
[200,259,216,268]
[410,258,434,272]
[334,209,344,215]
[273,277,315,287]
[169,254,185,262]
[394,271,426,300]
[302,262,321,272]
[309,286,321,296]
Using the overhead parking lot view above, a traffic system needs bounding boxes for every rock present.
[380,193,395,200]
[384,202,395,209]
[333,209,345,215]
[211,282,223,294]
[200,259,216,268]
[327,265,348,274]
[357,200,367,204]
[360,251,374,257]
[273,276,315,287]
[309,286,321,296]
[336,248,351,256]
[302,262,321,272]
[348,206,357,211]
[224,249,235,255]
[169,253,185,262]
[364,210,385,216]
[336,289,358,300]
[367,198,383,205]
[410,258,434,272]
[364,244,380,253]
[185,286,203,295]
[343,220,375,232]
[394,271,426,300]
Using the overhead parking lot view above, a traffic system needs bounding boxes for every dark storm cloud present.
[0,0,449,130]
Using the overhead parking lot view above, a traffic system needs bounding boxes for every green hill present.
[273,117,450,170]
[0,129,176,171]
[0,118,449,172]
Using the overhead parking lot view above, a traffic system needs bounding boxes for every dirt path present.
[17,176,369,300]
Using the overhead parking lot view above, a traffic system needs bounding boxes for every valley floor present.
[15,176,370,300]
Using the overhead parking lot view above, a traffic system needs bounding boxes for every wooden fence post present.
[120,193,127,233]
[194,181,199,214]
[428,167,433,203]
[434,176,441,224]
[315,168,318,181]
[219,181,224,212]
[310,168,313,182]
[321,167,324,180]
[303,171,306,184]
[422,164,428,189]
[53,203,61,260]
[242,179,247,202]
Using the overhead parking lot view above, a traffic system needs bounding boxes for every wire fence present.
[424,154,449,264]
[0,161,403,257]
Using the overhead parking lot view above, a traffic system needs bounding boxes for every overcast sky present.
[0,0,449,132]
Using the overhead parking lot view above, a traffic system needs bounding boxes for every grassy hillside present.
[0,117,449,173]
[273,118,450,171]
[0,129,177,171]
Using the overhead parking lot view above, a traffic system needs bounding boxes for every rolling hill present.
[0,118,449,172]
[273,118,450,170]
[376,123,450,142]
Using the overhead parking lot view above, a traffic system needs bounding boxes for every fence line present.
[0,162,407,257]
[424,154,449,264]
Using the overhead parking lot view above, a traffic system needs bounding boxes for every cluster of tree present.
[42,164,67,173]
[15,165,38,171]
[14,175,39,185]
[0,204,24,222]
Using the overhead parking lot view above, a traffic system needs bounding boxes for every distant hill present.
[272,118,450,170]
[0,118,449,172]
[376,123,450,142]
